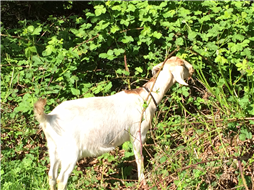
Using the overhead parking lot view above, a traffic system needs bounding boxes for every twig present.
[238,158,249,190]
[124,51,131,90]
[47,71,55,87]
[137,48,180,183]
[72,33,100,51]
[188,47,217,70]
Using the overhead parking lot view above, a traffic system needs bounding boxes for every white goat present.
[34,56,194,190]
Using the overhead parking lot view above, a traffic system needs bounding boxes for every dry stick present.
[188,47,217,70]
[37,23,54,42]
[72,34,100,51]
[124,52,131,90]
[47,71,55,87]
[137,48,179,181]
[238,158,249,190]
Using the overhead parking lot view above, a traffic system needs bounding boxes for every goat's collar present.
[143,86,158,111]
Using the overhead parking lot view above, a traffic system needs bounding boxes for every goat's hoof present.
[139,179,148,190]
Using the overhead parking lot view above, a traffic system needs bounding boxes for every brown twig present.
[124,51,131,90]
[72,34,100,51]
[238,158,249,190]
[136,48,180,183]
[188,47,217,70]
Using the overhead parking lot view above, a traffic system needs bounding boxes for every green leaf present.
[71,88,80,96]
[175,37,184,46]
[94,5,106,16]
[32,27,42,35]
[163,10,175,18]
[126,4,136,12]
[188,31,197,41]
[215,55,228,65]
[122,141,131,151]
[239,133,246,141]
[143,101,148,109]
[246,132,252,139]
[178,7,191,17]
[42,45,54,56]
[141,26,151,36]
[160,156,167,164]
[120,19,129,27]
[99,53,108,59]
[110,25,120,33]
[153,31,162,39]
[121,36,134,43]
[27,25,34,33]
[113,48,125,56]
[181,86,189,97]
[122,70,129,76]
[31,56,43,66]
[232,34,245,42]
[25,46,37,58]
[135,67,143,73]
[104,82,112,92]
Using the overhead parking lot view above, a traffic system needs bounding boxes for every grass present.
[1,114,253,190]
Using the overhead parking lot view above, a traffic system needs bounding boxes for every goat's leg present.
[56,152,78,190]
[48,149,60,190]
[133,122,150,182]
[133,134,147,181]
[133,140,145,181]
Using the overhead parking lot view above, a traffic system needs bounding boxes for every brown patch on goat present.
[124,88,143,95]
[143,78,155,89]
[166,56,185,66]
[34,98,47,115]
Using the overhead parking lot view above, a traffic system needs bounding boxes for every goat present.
[34,56,194,190]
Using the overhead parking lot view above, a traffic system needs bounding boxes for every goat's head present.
[152,56,194,86]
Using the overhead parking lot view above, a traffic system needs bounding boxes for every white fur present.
[34,56,194,190]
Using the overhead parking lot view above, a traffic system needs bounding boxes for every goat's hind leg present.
[56,151,78,190]
[48,148,60,190]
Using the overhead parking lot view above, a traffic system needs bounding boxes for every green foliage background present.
[1,1,254,189]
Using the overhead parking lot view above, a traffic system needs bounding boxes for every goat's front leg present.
[133,142,145,181]
[133,132,148,181]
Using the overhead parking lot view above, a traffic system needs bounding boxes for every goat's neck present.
[144,70,175,108]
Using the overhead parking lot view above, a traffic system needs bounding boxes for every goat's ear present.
[171,66,189,86]
[152,62,163,76]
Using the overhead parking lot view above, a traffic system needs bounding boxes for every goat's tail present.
[34,98,47,124]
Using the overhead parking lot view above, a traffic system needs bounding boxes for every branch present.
[238,158,249,190]
[136,48,180,183]
[187,47,217,70]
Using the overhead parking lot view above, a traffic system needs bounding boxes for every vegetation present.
[1,1,254,189]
